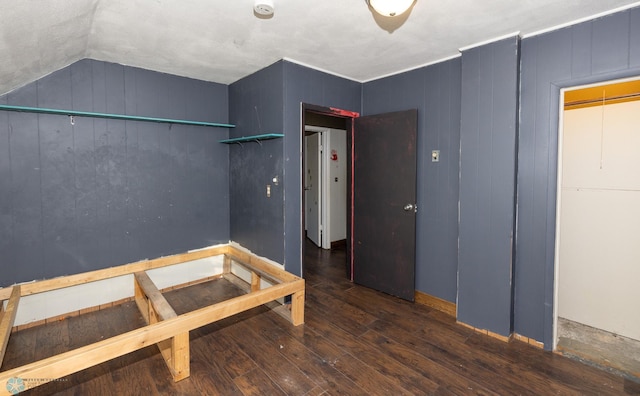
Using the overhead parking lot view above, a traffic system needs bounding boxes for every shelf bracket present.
[218,133,283,145]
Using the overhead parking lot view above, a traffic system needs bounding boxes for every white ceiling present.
[1,0,640,95]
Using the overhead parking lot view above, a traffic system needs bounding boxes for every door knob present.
[403,203,417,213]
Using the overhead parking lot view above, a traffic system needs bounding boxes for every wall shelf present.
[219,133,284,145]
[0,104,235,128]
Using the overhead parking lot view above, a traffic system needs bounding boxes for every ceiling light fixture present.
[254,0,274,16]
[368,0,415,17]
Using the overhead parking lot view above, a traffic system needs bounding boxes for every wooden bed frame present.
[0,244,305,394]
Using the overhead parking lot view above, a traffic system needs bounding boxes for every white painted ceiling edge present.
[1,0,640,96]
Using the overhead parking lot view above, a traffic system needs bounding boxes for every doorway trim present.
[301,103,359,280]
[304,125,329,249]
[552,75,640,350]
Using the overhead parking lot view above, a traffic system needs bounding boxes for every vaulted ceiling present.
[1,0,639,95]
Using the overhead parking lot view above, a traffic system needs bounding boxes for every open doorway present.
[304,126,347,249]
[301,105,418,302]
[554,77,640,378]
[302,105,356,279]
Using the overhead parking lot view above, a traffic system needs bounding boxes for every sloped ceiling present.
[1,0,639,95]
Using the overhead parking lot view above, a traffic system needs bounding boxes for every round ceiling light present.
[368,0,415,17]
[254,0,274,16]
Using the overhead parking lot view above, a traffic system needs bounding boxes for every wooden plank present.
[226,253,293,285]
[222,272,294,324]
[457,321,512,343]
[134,276,150,324]
[291,288,305,326]
[227,246,300,283]
[222,273,251,293]
[169,332,190,381]
[155,334,190,382]
[250,272,261,292]
[0,245,229,300]
[0,279,304,394]
[133,271,189,382]
[227,257,281,285]
[222,254,232,274]
[133,272,177,321]
[0,244,300,301]
[414,290,457,317]
[513,333,544,349]
[0,286,20,367]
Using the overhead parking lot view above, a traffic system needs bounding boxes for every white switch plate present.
[432,150,440,162]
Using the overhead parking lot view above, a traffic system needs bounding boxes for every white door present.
[305,133,322,247]
[325,129,347,247]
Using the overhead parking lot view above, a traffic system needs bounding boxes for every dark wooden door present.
[352,109,417,301]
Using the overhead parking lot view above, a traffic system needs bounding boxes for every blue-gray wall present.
[282,61,361,276]
[229,60,361,276]
[3,6,639,349]
[361,7,640,347]
[457,36,520,337]
[515,7,640,348]
[0,59,230,286]
[228,61,285,264]
[362,58,461,303]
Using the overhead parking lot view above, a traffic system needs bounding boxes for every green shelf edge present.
[219,133,284,144]
[0,104,235,128]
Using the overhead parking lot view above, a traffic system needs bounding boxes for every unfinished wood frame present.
[0,244,304,395]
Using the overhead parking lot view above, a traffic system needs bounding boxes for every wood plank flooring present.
[2,240,639,395]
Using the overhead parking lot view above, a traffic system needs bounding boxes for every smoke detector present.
[254,0,274,16]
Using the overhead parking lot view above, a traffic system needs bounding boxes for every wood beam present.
[134,272,177,322]
[132,271,188,382]
[223,254,232,274]
[291,287,305,326]
[0,286,20,368]
[226,252,294,284]
[0,245,304,393]
[0,245,229,301]
[0,279,303,394]
[251,272,261,292]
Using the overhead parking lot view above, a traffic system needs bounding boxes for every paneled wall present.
[516,7,640,347]
[363,58,461,303]
[229,61,285,264]
[229,60,361,276]
[282,61,362,276]
[457,36,520,337]
[0,59,230,286]
[3,6,639,349]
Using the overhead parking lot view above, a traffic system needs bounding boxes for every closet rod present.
[0,104,235,128]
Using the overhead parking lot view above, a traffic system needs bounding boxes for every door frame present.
[553,75,640,349]
[304,128,323,247]
[304,126,349,250]
[301,104,359,279]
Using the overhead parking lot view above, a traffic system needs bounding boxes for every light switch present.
[432,150,440,162]
[266,184,271,197]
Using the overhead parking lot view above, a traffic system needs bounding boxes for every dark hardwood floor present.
[3,240,639,395]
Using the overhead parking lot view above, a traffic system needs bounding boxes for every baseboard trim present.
[414,290,456,317]
[454,322,546,347]
[457,321,512,342]
[513,333,545,349]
